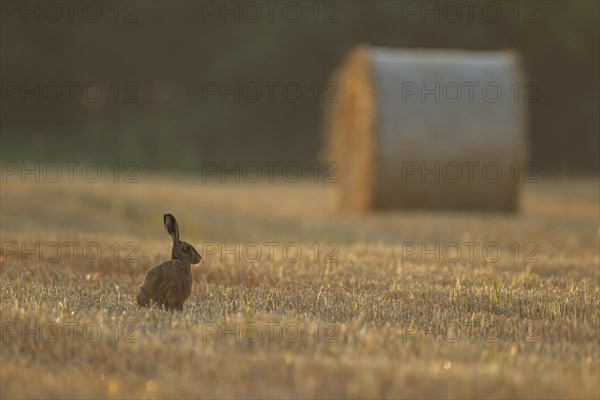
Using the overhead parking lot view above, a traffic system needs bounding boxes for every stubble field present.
[1,175,598,399]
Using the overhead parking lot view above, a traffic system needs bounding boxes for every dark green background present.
[1,1,598,174]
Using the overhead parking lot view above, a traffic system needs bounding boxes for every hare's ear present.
[164,214,179,241]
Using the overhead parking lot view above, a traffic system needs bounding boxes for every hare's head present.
[164,213,201,265]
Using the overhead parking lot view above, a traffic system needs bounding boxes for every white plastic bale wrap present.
[327,46,528,212]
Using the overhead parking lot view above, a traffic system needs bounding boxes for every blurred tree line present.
[1,1,598,174]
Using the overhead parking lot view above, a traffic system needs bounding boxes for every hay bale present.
[326,46,528,212]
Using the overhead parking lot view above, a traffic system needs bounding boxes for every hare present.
[137,214,201,311]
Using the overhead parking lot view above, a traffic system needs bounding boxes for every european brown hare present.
[137,214,201,311]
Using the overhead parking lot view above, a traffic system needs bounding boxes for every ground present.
[1,175,598,399]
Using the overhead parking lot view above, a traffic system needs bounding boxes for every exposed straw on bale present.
[325,46,528,212]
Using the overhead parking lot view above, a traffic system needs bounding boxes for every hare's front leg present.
[162,297,183,312]
[166,291,185,311]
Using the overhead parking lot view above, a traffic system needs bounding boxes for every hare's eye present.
[184,244,191,252]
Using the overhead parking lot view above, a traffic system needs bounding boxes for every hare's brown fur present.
[137,259,193,312]
[137,214,201,312]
